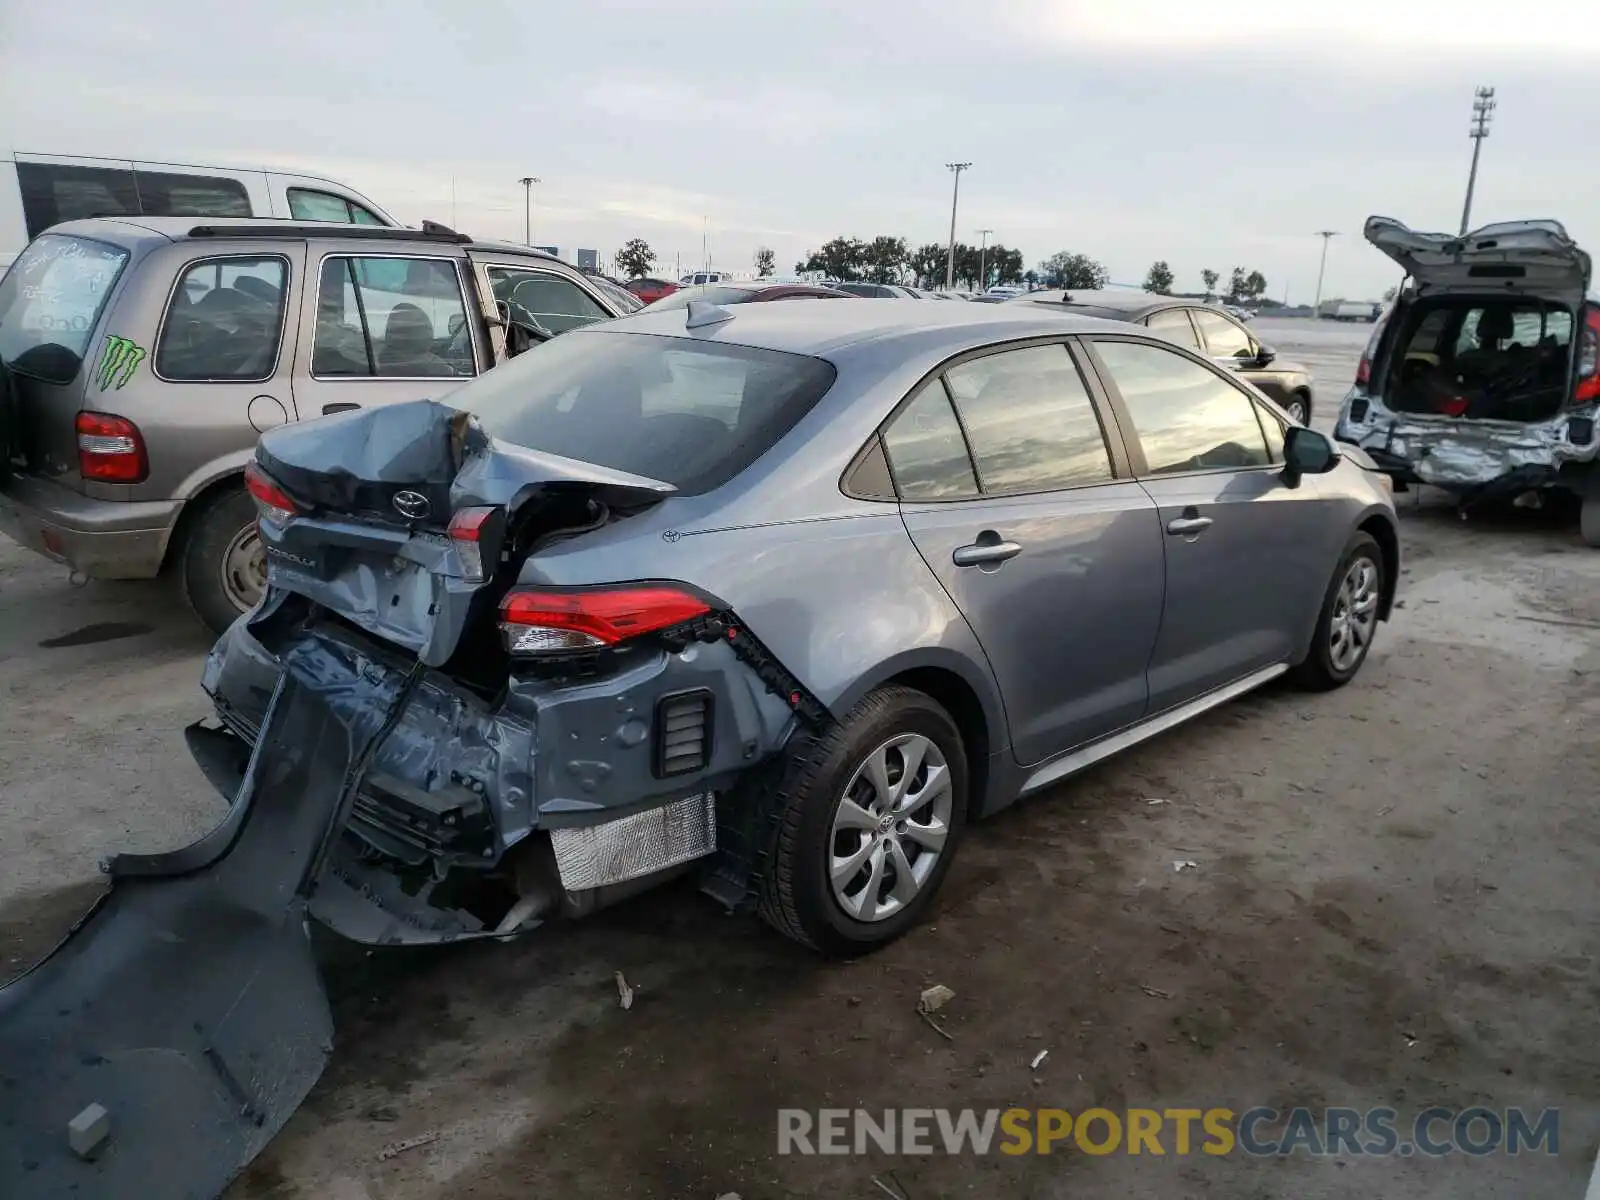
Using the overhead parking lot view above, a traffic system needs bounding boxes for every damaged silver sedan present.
[1,298,1400,1198]
[1334,216,1600,543]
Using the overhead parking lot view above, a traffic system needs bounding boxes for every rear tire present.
[1581,487,1600,549]
[180,486,264,635]
[1291,531,1384,691]
[758,686,969,956]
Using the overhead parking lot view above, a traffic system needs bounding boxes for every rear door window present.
[1145,308,1202,351]
[942,344,1114,493]
[465,330,836,494]
[1092,338,1271,475]
[312,255,475,378]
[486,267,610,333]
[882,381,980,500]
[156,256,288,381]
[0,234,131,383]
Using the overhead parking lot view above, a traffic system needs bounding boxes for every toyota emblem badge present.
[393,490,431,520]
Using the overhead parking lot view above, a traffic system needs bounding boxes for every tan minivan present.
[0,216,637,630]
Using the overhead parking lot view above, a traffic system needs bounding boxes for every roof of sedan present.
[596,296,1133,357]
[1006,288,1168,313]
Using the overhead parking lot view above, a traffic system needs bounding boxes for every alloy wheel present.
[1328,555,1379,672]
[828,733,954,923]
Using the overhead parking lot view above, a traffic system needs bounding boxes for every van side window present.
[16,163,250,237]
[17,163,139,238]
[156,257,289,382]
[132,171,250,218]
[288,188,384,226]
[312,256,475,379]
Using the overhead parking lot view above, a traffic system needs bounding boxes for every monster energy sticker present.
[96,335,147,391]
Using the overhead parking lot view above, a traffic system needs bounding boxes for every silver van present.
[0,216,637,630]
[0,152,400,270]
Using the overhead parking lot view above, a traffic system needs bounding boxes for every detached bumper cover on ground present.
[0,633,418,1200]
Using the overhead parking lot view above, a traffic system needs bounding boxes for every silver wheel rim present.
[828,733,953,923]
[220,523,266,613]
[1329,555,1379,672]
[1286,399,1307,423]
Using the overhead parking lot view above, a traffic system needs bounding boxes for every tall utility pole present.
[1460,86,1496,235]
[977,228,994,293]
[1312,230,1339,318]
[518,176,540,245]
[944,162,971,290]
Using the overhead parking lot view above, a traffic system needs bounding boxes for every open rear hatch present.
[1365,216,1592,301]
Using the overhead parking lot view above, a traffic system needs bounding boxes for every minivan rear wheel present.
[758,685,968,956]
[180,486,264,634]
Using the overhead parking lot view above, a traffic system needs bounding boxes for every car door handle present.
[952,539,1023,567]
[322,402,360,415]
[1166,516,1214,536]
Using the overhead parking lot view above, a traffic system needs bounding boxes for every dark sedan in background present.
[1007,289,1316,424]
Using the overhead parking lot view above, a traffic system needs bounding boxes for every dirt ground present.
[2,320,1598,1198]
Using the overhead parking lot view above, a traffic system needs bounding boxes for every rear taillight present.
[1575,310,1600,404]
[76,411,148,483]
[1354,314,1387,389]
[448,506,497,583]
[500,584,710,656]
[243,462,298,525]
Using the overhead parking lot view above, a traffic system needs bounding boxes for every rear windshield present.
[464,330,837,494]
[0,234,131,384]
[645,284,757,312]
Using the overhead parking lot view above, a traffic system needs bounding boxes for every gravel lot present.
[2,318,1598,1198]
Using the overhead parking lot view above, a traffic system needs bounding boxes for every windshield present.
[588,275,644,312]
[0,234,131,383]
[464,330,836,494]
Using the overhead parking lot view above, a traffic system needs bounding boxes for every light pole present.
[944,162,971,290]
[1312,231,1338,318]
[1460,86,1496,235]
[977,228,994,293]
[518,176,540,246]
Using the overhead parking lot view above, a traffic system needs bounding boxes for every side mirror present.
[1254,343,1276,367]
[1281,426,1340,488]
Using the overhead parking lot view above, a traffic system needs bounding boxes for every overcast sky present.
[4,0,1597,299]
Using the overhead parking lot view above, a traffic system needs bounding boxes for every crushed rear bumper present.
[0,634,418,1200]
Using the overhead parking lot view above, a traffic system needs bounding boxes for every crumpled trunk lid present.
[1365,216,1592,300]
[253,399,675,667]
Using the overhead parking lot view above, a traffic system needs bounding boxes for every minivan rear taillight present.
[1354,313,1387,389]
[1575,308,1600,404]
[76,411,148,483]
[500,584,710,656]
[243,462,298,525]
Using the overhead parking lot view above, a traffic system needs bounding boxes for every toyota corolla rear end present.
[198,329,841,944]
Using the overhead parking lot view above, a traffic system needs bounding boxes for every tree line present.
[614,236,1269,302]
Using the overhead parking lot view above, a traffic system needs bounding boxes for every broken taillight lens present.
[76,411,148,483]
[448,506,497,583]
[500,584,711,656]
[243,462,298,526]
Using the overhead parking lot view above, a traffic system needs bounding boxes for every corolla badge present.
[393,490,431,520]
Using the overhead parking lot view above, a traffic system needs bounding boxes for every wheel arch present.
[828,648,1008,819]
[1357,511,1400,619]
[158,468,247,572]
